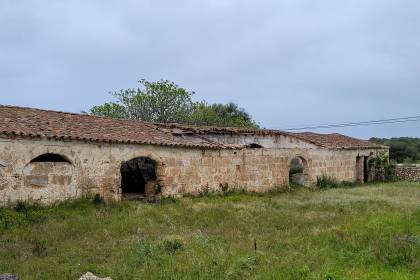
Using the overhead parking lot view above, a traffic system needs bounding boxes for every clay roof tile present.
[0,105,384,150]
[0,105,226,149]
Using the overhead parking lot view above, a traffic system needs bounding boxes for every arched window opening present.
[24,153,74,192]
[289,156,308,186]
[121,157,158,199]
[247,143,264,149]
[30,153,71,164]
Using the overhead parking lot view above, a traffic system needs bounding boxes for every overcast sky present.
[1,0,420,139]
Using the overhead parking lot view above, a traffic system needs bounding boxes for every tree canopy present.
[89,79,258,128]
[370,137,420,163]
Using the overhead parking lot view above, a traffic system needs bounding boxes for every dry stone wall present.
[394,164,420,182]
[0,135,385,206]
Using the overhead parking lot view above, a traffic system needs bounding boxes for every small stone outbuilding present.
[0,105,388,205]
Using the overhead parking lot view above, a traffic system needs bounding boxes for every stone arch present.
[120,155,164,199]
[30,153,72,164]
[289,155,309,186]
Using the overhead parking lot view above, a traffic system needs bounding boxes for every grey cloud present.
[1,0,420,138]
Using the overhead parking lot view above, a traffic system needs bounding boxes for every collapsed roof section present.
[158,123,385,150]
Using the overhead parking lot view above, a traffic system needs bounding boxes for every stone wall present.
[197,133,319,149]
[0,135,384,206]
[394,164,420,182]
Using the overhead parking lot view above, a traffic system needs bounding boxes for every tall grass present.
[0,182,419,279]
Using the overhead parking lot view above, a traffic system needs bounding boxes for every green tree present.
[190,102,258,128]
[89,79,258,128]
[370,137,420,163]
[89,102,127,119]
[90,79,193,123]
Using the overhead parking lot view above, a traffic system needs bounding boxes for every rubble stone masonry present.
[0,136,383,206]
[394,164,420,182]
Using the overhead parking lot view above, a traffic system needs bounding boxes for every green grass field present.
[0,182,419,280]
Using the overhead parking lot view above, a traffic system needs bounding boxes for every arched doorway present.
[120,157,157,199]
[289,156,308,186]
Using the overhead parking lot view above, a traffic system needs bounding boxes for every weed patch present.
[317,175,339,189]
[161,235,185,254]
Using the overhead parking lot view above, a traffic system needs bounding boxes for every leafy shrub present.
[135,239,157,259]
[160,196,178,205]
[0,209,14,230]
[370,151,397,182]
[222,186,246,196]
[325,274,336,280]
[92,194,105,206]
[384,164,398,182]
[316,175,339,189]
[193,185,247,198]
[32,239,48,257]
[226,253,261,279]
[161,235,184,254]
[14,201,28,213]
[13,201,45,222]
[317,177,361,189]
[340,181,357,188]
[198,185,211,197]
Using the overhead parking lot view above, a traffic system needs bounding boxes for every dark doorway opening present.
[356,156,363,183]
[289,156,308,186]
[363,156,369,183]
[121,157,157,198]
[356,156,370,183]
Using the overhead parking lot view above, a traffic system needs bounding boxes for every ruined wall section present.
[199,133,319,149]
[0,136,386,205]
[307,149,379,183]
[162,149,291,195]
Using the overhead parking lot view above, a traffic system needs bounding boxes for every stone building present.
[0,105,388,205]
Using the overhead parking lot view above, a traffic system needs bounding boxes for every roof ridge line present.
[0,104,155,125]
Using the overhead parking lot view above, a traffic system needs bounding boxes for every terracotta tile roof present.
[0,105,229,149]
[158,123,384,150]
[290,132,385,150]
[158,123,288,136]
[0,105,385,150]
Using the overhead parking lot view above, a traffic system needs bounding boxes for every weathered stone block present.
[24,175,48,188]
[50,175,72,186]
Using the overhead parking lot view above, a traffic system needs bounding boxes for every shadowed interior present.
[121,157,157,195]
